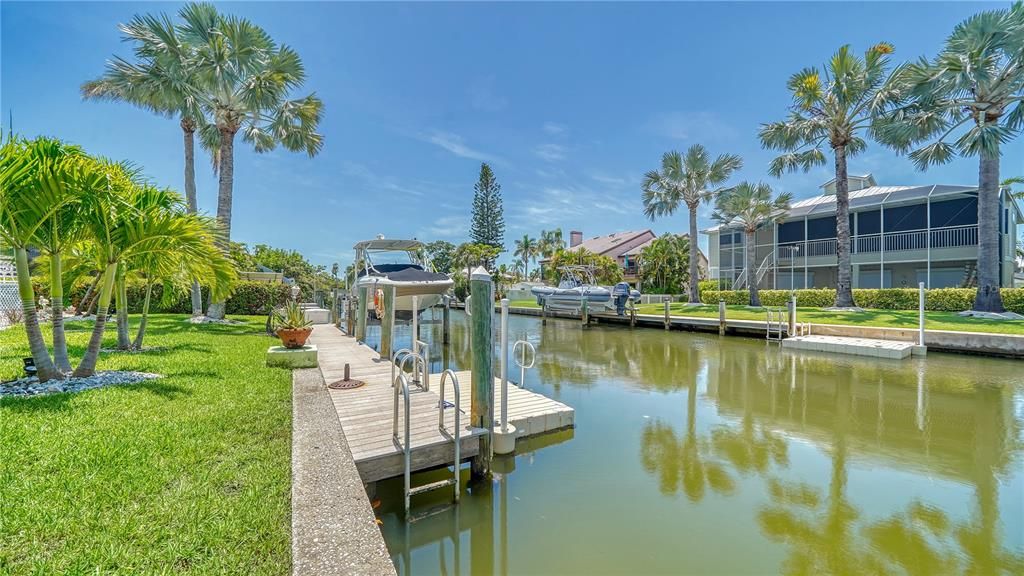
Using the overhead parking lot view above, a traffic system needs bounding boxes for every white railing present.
[777,225,979,259]
[930,224,978,249]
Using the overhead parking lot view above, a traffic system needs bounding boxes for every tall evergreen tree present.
[469,163,505,268]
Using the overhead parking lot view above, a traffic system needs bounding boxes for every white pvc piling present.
[499,298,509,432]
[918,282,925,346]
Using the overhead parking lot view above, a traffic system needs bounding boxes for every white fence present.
[0,257,21,327]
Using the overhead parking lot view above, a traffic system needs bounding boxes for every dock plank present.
[309,325,574,483]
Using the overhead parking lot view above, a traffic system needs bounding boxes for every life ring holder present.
[374,285,386,320]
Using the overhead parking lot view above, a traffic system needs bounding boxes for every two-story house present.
[703,174,1022,290]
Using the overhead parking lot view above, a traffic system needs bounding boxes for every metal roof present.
[702,183,983,234]
[352,238,424,251]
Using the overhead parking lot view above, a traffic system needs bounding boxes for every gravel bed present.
[187,316,244,325]
[1,371,162,397]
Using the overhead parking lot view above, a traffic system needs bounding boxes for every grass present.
[633,302,1024,335]
[0,315,292,574]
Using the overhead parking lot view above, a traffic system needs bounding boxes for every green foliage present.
[760,43,899,174]
[698,279,728,300]
[69,279,291,316]
[273,300,312,329]
[469,163,505,262]
[641,146,742,219]
[424,240,456,274]
[873,3,1024,166]
[537,229,565,259]
[638,234,691,293]
[453,242,502,274]
[700,287,1024,314]
[546,248,623,285]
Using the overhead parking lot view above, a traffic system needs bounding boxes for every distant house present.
[702,173,1023,290]
[541,229,707,287]
[622,234,709,284]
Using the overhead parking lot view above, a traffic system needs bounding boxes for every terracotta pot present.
[276,327,313,349]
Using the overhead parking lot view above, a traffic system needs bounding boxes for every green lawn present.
[0,315,292,574]
[633,303,1024,335]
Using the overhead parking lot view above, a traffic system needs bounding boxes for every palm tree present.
[126,192,235,349]
[761,42,899,309]
[712,182,793,307]
[73,162,233,376]
[82,10,208,317]
[873,3,1023,313]
[0,136,98,381]
[513,235,537,279]
[642,146,742,303]
[179,3,323,319]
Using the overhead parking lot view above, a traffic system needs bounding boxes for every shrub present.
[699,286,1024,313]
[68,280,292,316]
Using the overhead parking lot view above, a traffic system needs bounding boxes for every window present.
[778,221,804,243]
[807,217,837,240]
[930,197,977,227]
[858,210,881,235]
[885,204,927,231]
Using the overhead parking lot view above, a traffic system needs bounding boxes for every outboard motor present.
[612,282,633,316]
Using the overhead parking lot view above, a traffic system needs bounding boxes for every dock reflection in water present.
[370,311,1024,575]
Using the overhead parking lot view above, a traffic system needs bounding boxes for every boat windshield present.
[364,249,428,274]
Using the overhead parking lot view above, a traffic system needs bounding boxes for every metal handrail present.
[766,308,786,341]
[414,339,430,390]
[393,372,414,516]
[392,346,427,391]
[438,369,461,504]
[512,340,536,388]
[391,348,414,388]
[393,351,424,437]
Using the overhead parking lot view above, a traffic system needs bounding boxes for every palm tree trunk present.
[207,126,236,320]
[833,146,856,308]
[133,280,153,350]
[77,273,100,316]
[15,247,61,381]
[973,151,1004,312]
[688,205,700,303]
[115,268,131,349]
[746,229,760,307]
[50,253,72,373]
[73,263,116,378]
[182,119,204,317]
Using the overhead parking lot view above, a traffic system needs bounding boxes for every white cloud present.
[340,161,424,196]
[589,172,629,187]
[648,110,737,141]
[468,75,508,112]
[421,130,499,163]
[419,215,469,239]
[542,121,567,135]
[533,143,566,162]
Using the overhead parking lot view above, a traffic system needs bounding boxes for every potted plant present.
[274,301,313,348]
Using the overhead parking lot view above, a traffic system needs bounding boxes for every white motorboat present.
[353,236,453,318]
[531,266,640,315]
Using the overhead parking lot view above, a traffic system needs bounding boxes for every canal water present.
[369,310,1024,575]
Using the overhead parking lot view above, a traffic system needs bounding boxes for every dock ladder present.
[392,359,462,518]
[766,308,787,342]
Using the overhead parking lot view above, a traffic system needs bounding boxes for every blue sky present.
[3,1,1020,268]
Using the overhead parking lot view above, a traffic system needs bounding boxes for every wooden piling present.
[541,302,547,326]
[442,295,451,344]
[718,299,726,336]
[379,284,395,360]
[630,299,636,327]
[581,299,589,328]
[355,286,368,341]
[469,267,494,479]
[663,298,671,330]
[346,294,355,335]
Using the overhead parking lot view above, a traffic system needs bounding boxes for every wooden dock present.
[310,325,574,483]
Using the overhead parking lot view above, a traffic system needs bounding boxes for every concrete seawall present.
[450,303,1024,359]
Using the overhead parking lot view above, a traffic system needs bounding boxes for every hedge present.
[701,287,1024,314]
[68,280,292,316]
